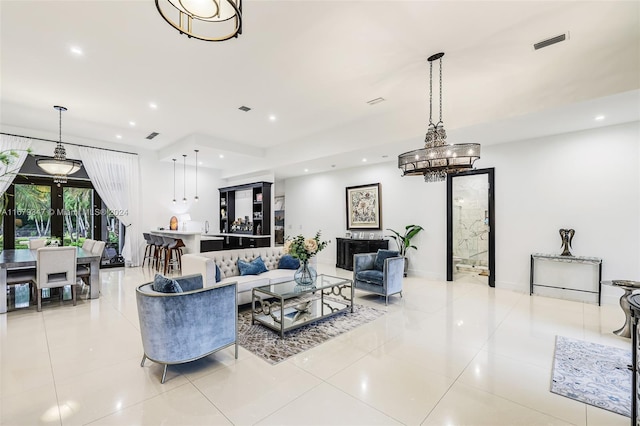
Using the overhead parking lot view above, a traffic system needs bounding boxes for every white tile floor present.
[0,265,632,426]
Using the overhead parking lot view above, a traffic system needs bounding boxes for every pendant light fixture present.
[37,105,82,186]
[182,154,187,204]
[398,53,481,182]
[172,158,177,204]
[194,149,199,202]
[155,0,242,42]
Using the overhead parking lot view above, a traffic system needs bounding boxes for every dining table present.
[0,247,101,314]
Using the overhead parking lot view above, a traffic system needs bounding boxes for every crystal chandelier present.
[36,106,82,186]
[398,53,481,182]
[155,0,242,42]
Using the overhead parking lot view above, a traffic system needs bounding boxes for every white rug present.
[551,335,631,417]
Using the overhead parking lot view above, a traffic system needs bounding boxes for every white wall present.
[138,153,223,235]
[284,121,640,300]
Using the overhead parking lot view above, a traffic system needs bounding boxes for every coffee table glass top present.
[254,274,351,298]
[252,274,354,338]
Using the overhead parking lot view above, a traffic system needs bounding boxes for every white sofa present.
[181,247,312,305]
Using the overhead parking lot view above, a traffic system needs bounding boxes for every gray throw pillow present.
[374,249,400,271]
[152,274,183,293]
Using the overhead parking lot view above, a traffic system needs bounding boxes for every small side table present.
[607,280,640,338]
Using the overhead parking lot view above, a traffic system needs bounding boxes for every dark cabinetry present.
[336,238,389,271]
[200,239,223,252]
[219,182,272,237]
[221,235,270,249]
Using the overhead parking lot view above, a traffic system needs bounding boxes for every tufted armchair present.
[136,274,237,383]
[353,250,404,305]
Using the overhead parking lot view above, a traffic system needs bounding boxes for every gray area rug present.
[238,302,384,364]
[551,335,631,417]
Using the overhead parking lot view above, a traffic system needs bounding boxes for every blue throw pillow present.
[152,274,183,293]
[278,254,300,270]
[238,256,268,276]
[374,249,400,271]
[215,264,221,282]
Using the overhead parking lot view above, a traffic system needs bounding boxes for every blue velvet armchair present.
[136,274,237,383]
[353,250,404,305]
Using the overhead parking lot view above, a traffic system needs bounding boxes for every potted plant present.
[386,225,424,276]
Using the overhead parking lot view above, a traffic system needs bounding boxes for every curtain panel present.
[0,135,32,198]
[78,147,141,266]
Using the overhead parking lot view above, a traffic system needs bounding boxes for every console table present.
[336,238,388,270]
[530,253,602,305]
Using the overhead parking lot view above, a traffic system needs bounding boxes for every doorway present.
[447,168,495,287]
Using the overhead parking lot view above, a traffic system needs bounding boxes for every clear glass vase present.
[294,260,317,286]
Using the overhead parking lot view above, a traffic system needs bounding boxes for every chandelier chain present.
[439,57,443,124]
[429,60,433,125]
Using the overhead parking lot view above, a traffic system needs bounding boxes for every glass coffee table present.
[251,274,354,338]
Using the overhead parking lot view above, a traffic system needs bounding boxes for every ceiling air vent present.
[367,97,385,106]
[146,132,159,140]
[534,33,567,50]
[238,106,251,112]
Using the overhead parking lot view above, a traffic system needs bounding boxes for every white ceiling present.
[1,1,639,180]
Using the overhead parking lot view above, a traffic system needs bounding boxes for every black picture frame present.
[346,183,381,230]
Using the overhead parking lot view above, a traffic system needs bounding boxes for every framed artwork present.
[346,183,381,230]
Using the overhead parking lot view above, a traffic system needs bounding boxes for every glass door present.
[447,168,495,287]
[62,186,94,247]
[14,183,52,248]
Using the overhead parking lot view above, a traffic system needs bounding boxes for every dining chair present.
[81,239,95,252]
[77,240,105,294]
[28,239,47,249]
[34,246,77,312]
[6,267,37,309]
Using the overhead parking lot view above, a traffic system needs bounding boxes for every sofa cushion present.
[215,264,222,282]
[238,256,269,276]
[278,254,300,270]
[356,270,383,286]
[220,275,271,295]
[152,274,183,293]
[374,249,399,271]
[262,269,297,284]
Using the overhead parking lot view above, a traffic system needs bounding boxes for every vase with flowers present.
[283,231,328,286]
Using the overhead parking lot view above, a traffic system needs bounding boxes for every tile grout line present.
[418,290,526,425]
[41,311,64,426]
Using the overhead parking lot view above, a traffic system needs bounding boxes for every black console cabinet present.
[336,238,389,271]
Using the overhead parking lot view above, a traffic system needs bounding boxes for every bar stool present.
[162,237,185,275]
[150,235,167,271]
[142,233,155,267]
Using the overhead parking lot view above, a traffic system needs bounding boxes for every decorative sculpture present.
[559,228,575,256]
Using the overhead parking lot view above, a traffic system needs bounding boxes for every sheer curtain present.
[0,135,32,196]
[78,147,141,266]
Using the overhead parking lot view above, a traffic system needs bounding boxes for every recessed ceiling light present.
[595,115,605,121]
[304,168,309,172]
[115,134,122,139]
[129,121,136,127]
[269,115,277,122]
[149,102,158,109]
[362,158,367,162]
[219,154,224,159]
[70,46,83,55]
[198,161,203,165]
